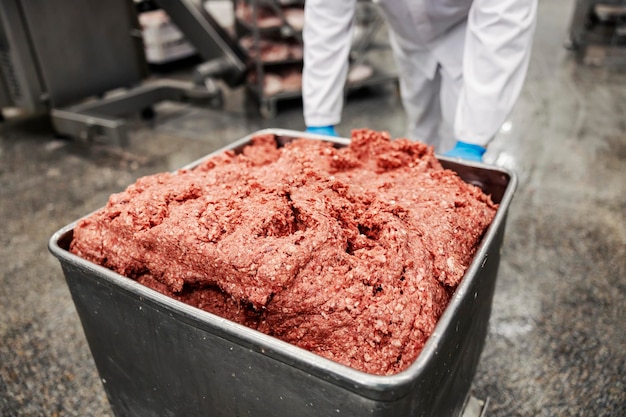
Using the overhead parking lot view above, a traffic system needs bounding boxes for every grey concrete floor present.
[1,0,625,416]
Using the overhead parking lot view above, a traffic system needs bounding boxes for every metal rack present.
[567,0,626,67]
[234,0,398,118]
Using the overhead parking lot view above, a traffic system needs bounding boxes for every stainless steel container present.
[48,129,517,417]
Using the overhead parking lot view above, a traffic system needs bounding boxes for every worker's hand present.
[444,141,486,162]
[305,125,339,137]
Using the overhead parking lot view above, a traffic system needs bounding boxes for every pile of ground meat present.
[70,129,498,375]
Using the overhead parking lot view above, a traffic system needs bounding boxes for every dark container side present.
[48,129,516,417]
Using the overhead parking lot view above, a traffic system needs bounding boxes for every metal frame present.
[51,80,221,147]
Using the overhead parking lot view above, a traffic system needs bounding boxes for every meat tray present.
[48,129,517,417]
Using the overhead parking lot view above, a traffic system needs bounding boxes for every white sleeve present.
[454,0,538,146]
[302,0,357,127]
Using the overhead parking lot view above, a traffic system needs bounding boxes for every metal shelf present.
[235,0,397,118]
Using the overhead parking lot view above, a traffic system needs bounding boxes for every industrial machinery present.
[0,0,248,146]
[0,0,398,145]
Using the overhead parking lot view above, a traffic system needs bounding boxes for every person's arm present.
[454,0,538,148]
[302,0,357,130]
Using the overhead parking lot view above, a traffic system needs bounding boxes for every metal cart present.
[234,0,398,118]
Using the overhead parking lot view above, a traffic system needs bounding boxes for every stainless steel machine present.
[0,0,248,146]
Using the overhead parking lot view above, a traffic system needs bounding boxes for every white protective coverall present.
[302,0,538,153]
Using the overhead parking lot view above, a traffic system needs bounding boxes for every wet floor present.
[1,0,625,416]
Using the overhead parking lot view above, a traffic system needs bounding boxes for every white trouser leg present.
[434,21,466,153]
[387,30,443,149]
[437,64,463,153]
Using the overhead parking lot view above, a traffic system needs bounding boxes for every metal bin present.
[48,129,517,417]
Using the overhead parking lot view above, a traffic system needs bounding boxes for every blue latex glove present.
[305,125,339,137]
[444,141,486,162]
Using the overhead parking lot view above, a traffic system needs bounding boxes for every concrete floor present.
[1,0,625,416]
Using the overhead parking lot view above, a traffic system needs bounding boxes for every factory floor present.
[1,1,625,416]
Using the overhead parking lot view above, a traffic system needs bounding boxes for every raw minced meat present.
[70,129,498,375]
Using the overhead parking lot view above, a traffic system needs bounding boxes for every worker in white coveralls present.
[302,0,538,162]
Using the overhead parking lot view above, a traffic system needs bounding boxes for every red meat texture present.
[70,129,498,375]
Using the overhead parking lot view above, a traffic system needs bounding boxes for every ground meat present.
[70,129,498,375]
[239,37,303,63]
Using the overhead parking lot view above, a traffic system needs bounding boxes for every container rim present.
[48,128,517,401]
